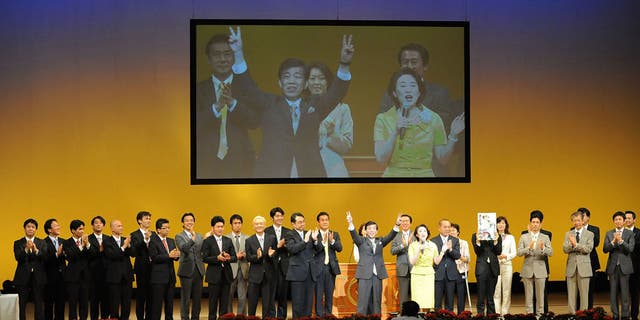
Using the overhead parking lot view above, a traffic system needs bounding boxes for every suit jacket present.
[13,237,47,286]
[391,231,415,277]
[431,235,462,281]
[130,229,155,278]
[603,228,635,275]
[149,234,179,285]
[175,230,205,278]
[88,234,109,282]
[285,229,320,282]
[349,227,398,280]
[245,233,276,284]
[63,237,97,283]
[202,235,237,284]
[103,235,134,284]
[234,70,350,178]
[627,227,640,273]
[517,232,553,278]
[312,231,343,277]
[471,233,502,278]
[562,229,594,277]
[227,232,249,280]
[195,77,258,179]
[586,224,601,271]
[521,228,553,273]
[265,225,290,276]
[42,236,66,283]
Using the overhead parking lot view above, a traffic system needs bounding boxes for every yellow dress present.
[409,241,438,309]
[374,105,446,177]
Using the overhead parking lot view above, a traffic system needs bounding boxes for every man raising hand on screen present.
[228,26,355,178]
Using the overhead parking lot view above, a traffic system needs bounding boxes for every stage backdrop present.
[1,0,639,284]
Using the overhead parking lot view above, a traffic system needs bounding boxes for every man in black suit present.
[88,216,110,320]
[13,218,47,320]
[149,218,180,320]
[431,219,462,312]
[104,219,134,320]
[520,210,553,314]
[130,210,154,320]
[64,219,97,320]
[471,231,502,315]
[195,33,258,179]
[42,218,66,320]
[285,212,319,318]
[227,27,354,178]
[245,215,277,318]
[264,207,290,318]
[577,207,600,310]
[202,216,237,320]
[313,212,343,317]
[626,210,640,320]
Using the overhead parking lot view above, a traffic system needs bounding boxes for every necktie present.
[217,103,229,160]
[117,238,121,247]
[370,238,377,275]
[575,231,580,243]
[259,237,264,250]
[291,104,300,135]
[77,239,82,249]
[235,235,240,251]
[53,238,58,250]
[324,232,329,265]
[162,238,169,253]
[276,228,281,241]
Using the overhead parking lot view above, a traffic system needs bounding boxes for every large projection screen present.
[191,20,469,184]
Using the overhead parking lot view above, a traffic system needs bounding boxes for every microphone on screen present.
[399,102,411,140]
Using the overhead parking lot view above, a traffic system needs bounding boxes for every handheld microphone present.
[399,102,411,140]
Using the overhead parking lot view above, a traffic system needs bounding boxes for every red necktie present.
[162,238,169,253]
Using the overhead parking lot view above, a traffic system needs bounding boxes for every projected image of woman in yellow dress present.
[374,68,464,177]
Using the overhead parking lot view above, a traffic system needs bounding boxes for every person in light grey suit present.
[175,213,205,320]
[517,211,553,315]
[562,211,594,314]
[227,214,249,315]
[347,212,400,315]
[391,214,415,305]
[604,211,636,320]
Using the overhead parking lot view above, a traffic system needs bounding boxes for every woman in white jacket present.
[494,216,517,314]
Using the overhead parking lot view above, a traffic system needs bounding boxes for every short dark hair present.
[413,224,430,239]
[205,33,229,57]
[91,216,106,225]
[23,218,38,229]
[181,212,195,223]
[398,43,430,66]
[386,68,426,108]
[291,212,304,224]
[211,216,225,227]
[230,214,243,224]
[364,221,378,230]
[400,214,413,223]
[270,207,285,219]
[44,218,57,235]
[155,218,169,230]
[496,216,510,235]
[626,210,636,220]
[136,211,151,225]
[530,210,544,222]
[70,219,84,231]
[577,207,591,217]
[400,300,420,317]
[613,211,626,221]
[316,211,330,222]
[450,223,460,234]
[278,58,308,80]
[307,62,334,88]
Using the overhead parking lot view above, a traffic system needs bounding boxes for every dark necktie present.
[575,231,580,243]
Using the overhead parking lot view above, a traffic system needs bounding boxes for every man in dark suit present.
[13,218,47,320]
[471,231,502,315]
[285,212,320,318]
[104,219,134,320]
[64,219,97,320]
[176,212,205,320]
[130,210,154,320]
[520,210,553,314]
[431,219,462,312]
[245,215,277,318]
[195,33,258,179]
[264,207,290,318]
[88,216,110,320]
[626,210,640,319]
[228,27,354,178]
[347,212,400,315]
[604,211,635,320]
[149,218,180,320]
[313,212,343,317]
[42,218,66,320]
[390,214,414,306]
[577,207,600,310]
[202,216,237,320]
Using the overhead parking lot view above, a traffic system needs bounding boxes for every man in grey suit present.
[391,214,414,305]
[227,214,249,315]
[517,211,553,315]
[347,212,400,315]
[604,211,635,320]
[176,213,205,320]
[562,211,594,314]
[624,210,640,320]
